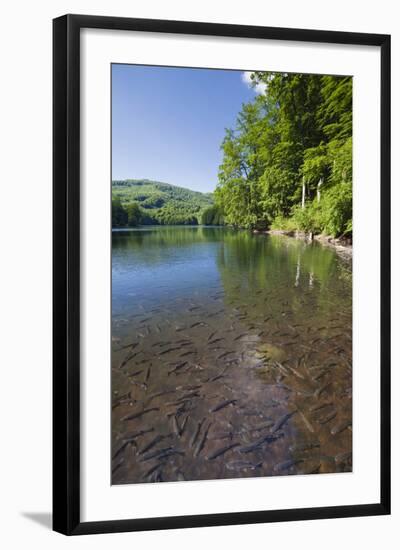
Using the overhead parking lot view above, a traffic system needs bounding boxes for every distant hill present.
[112,179,214,226]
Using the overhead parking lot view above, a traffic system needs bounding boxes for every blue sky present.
[112,65,259,193]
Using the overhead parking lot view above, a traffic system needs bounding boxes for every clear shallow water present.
[112,226,352,484]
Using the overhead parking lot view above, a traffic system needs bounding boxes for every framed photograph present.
[53,14,391,535]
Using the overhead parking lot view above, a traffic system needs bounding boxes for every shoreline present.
[253,228,353,259]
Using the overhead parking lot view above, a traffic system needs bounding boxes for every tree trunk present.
[301,176,306,209]
[317,178,322,203]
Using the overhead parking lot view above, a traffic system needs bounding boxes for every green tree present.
[112,197,128,227]
[201,205,224,225]
[126,202,142,227]
[215,71,352,237]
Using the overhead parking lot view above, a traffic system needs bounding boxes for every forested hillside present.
[215,73,352,237]
[112,179,214,227]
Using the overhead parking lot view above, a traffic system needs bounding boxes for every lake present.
[112,226,352,484]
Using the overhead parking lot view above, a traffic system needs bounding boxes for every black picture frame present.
[53,14,391,535]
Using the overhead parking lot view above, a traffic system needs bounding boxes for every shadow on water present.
[111,226,352,484]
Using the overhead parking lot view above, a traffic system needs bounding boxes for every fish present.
[166,401,192,417]
[139,435,165,455]
[128,369,144,378]
[193,422,212,457]
[248,421,274,432]
[151,341,169,347]
[271,411,296,433]
[111,397,136,410]
[153,448,184,461]
[118,353,137,369]
[274,362,289,376]
[118,342,138,351]
[226,460,262,471]
[284,364,306,380]
[176,384,202,391]
[158,346,182,356]
[112,459,124,475]
[112,440,130,459]
[206,373,226,383]
[207,442,240,460]
[309,401,333,413]
[331,419,352,435]
[209,338,224,345]
[217,351,235,360]
[180,415,189,436]
[289,441,320,453]
[239,433,282,454]
[210,399,237,413]
[190,418,205,448]
[112,391,132,410]
[175,391,200,403]
[121,407,159,422]
[318,410,337,425]
[122,427,154,442]
[180,351,196,357]
[139,446,174,462]
[142,463,163,480]
[298,410,314,433]
[314,381,333,398]
[274,458,304,472]
[209,431,236,441]
[172,415,180,437]
[168,362,188,375]
[145,389,176,404]
[312,369,330,381]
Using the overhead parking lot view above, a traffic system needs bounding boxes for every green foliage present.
[318,182,352,237]
[301,144,329,187]
[140,194,165,209]
[291,203,322,234]
[201,205,224,225]
[259,166,296,222]
[112,196,128,227]
[273,182,352,237]
[270,214,297,232]
[112,179,213,227]
[215,72,352,237]
[126,202,141,227]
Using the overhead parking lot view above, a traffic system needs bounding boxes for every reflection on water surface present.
[112,226,352,484]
